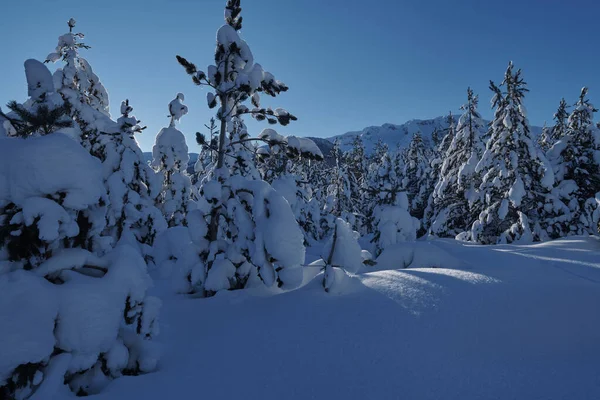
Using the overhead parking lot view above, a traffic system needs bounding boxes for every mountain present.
[142,116,543,168]
[326,116,543,155]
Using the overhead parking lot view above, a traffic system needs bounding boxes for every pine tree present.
[0,123,158,397]
[174,0,321,295]
[423,112,456,232]
[546,88,600,235]
[364,150,417,255]
[45,18,109,116]
[325,139,355,222]
[550,98,569,143]
[429,88,485,237]
[403,132,432,226]
[0,59,72,138]
[151,95,194,227]
[470,62,553,244]
[537,122,551,151]
[343,136,369,231]
[320,218,363,293]
[101,100,167,257]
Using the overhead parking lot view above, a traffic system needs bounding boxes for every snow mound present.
[374,241,467,271]
[0,133,103,209]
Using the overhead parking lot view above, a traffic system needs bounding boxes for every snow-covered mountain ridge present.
[142,116,541,164]
[326,115,544,154]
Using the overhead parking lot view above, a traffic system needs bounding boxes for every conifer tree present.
[325,139,355,224]
[0,64,159,398]
[175,0,320,294]
[101,100,167,255]
[364,151,417,255]
[423,113,455,231]
[430,88,485,237]
[44,19,113,152]
[152,95,194,227]
[403,132,432,226]
[550,98,569,143]
[470,62,553,244]
[546,88,600,235]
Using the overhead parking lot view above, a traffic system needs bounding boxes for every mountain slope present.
[327,116,543,154]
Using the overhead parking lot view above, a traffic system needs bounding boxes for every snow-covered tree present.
[99,100,167,258]
[44,18,116,154]
[319,218,363,293]
[174,0,321,295]
[364,151,417,255]
[0,132,159,398]
[423,113,456,231]
[550,98,569,143]
[324,140,356,225]
[152,94,194,227]
[545,87,600,236]
[469,62,554,244]
[430,88,485,237]
[403,132,432,225]
[343,136,369,231]
[537,122,552,151]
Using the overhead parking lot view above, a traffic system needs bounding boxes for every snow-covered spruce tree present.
[175,0,321,294]
[423,112,456,232]
[44,18,113,149]
[550,98,569,143]
[469,62,554,244]
[343,136,369,231]
[192,118,219,185]
[545,87,600,236]
[43,21,169,259]
[403,132,432,227]
[0,100,159,397]
[318,218,363,293]
[364,151,418,256]
[259,144,324,245]
[324,139,356,229]
[100,100,167,258]
[430,88,485,238]
[152,94,195,227]
[537,122,552,152]
[0,59,73,139]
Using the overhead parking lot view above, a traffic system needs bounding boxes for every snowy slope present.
[64,236,600,400]
[328,116,544,154]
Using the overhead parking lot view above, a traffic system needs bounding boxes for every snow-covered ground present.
[65,237,600,400]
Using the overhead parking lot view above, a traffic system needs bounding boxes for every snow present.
[24,59,55,99]
[66,236,600,400]
[321,218,363,273]
[168,93,188,126]
[0,133,104,209]
[330,116,544,155]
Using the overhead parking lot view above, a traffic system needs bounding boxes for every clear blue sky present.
[1,0,598,151]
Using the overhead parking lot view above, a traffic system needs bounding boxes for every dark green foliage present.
[0,100,72,137]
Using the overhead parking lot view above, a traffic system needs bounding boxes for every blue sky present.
[1,0,599,151]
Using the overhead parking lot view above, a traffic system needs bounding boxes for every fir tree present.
[364,150,417,255]
[403,132,432,226]
[546,87,600,235]
[470,62,553,244]
[45,18,109,116]
[430,88,485,237]
[550,98,569,143]
[423,112,456,231]
[151,95,194,227]
[537,121,552,151]
[101,100,167,256]
[175,0,320,295]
